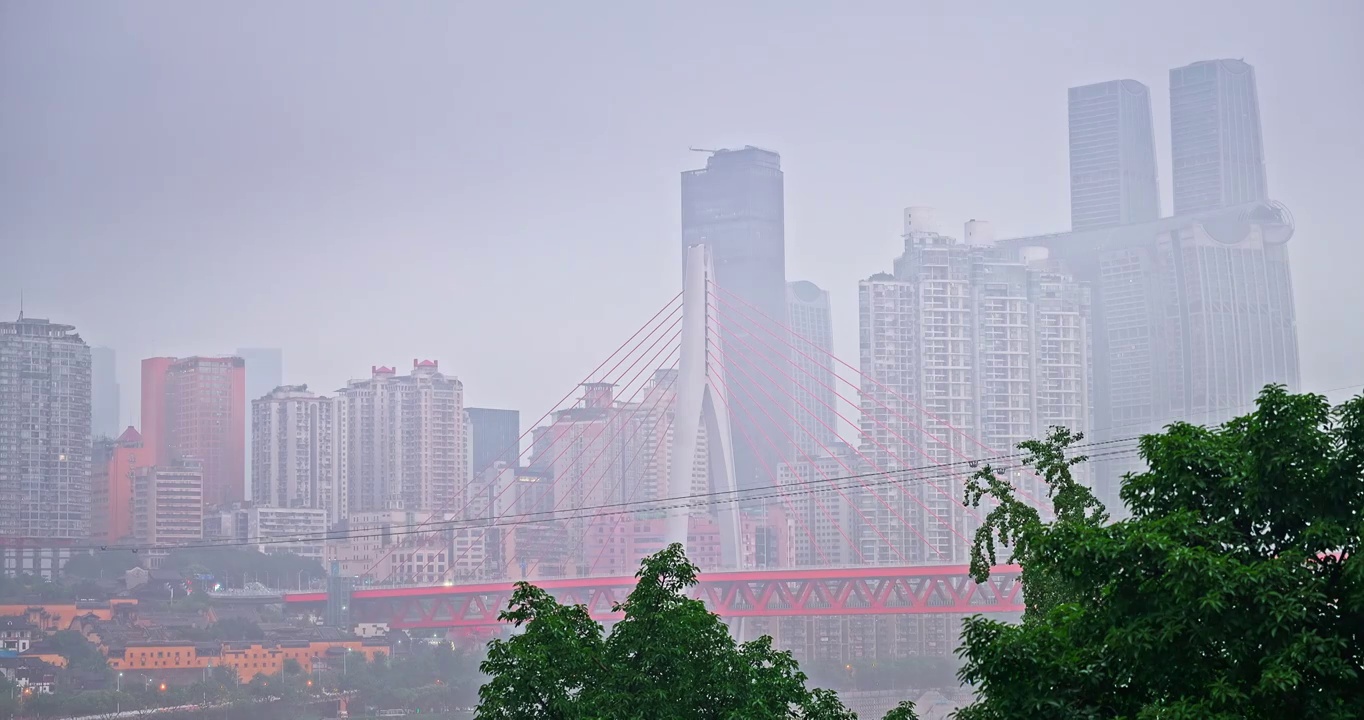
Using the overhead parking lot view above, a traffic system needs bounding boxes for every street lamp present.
[117,672,123,713]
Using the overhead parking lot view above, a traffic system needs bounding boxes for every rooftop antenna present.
[17,289,22,321]
[688,147,718,154]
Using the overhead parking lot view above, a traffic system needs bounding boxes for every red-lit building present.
[141,357,246,510]
[91,427,151,543]
[584,514,759,576]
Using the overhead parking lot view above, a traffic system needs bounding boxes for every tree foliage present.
[0,572,107,603]
[957,386,1364,719]
[62,549,141,581]
[163,547,324,589]
[331,642,480,714]
[476,543,916,720]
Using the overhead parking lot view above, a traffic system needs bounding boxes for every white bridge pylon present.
[667,244,742,570]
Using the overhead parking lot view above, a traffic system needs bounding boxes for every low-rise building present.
[0,600,136,632]
[0,617,36,653]
[0,657,58,694]
[208,504,328,563]
[107,639,389,682]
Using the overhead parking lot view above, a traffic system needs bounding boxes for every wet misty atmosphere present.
[1,2,1361,719]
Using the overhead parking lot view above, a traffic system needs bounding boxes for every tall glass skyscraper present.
[90,346,121,439]
[1170,59,1269,215]
[786,281,836,457]
[467,407,521,476]
[237,347,283,500]
[1068,79,1161,230]
[681,147,789,497]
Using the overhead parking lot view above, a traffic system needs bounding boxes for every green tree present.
[476,543,903,720]
[0,674,19,718]
[62,549,141,580]
[164,547,324,589]
[956,386,1364,719]
[49,629,114,689]
[881,702,919,720]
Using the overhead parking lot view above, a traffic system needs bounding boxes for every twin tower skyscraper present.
[681,58,1285,515]
[1068,58,1269,229]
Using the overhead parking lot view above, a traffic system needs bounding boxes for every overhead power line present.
[84,438,1143,556]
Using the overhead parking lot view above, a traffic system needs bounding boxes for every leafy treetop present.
[956,385,1364,720]
[476,543,917,720]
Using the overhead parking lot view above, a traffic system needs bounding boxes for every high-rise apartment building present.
[467,408,520,477]
[214,505,328,563]
[90,347,121,439]
[1068,79,1161,229]
[333,361,467,514]
[1170,59,1269,215]
[1003,200,1297,510]
[859,209,1090,562]
[786,281,837,456]
[132,461,204,546]
[1011,58,1295,511]
[252,385,339,524]
[236,348,283,499]
[529,383,646,575]
[91,426,150,542]
[774,450,870,567]
[682,146,790,497]
[0,317,93,538]
[141,356,247,510]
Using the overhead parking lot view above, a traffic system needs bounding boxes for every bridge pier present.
[669,243,742,569]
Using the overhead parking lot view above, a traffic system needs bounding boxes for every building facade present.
[1003,200,1298,510]
[236,347,283,499]
[1170,59,1269,216]
[1068,79,1161,230]
[681,146,790,497]
[530,383,646,575]
[333,361,467,514]
[859,209,1090,562]
[0,317,92,539]
[90,346,120,440]
[786,281,838,456]
[773,451,872,568]
[141,356,246,510]
[252,385,339,523]
[466,407,520,477]
[132,462,204,546]
[235,505,327,563]
[91,426,150,543]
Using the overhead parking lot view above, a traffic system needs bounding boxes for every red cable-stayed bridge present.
[280,245,1104,633]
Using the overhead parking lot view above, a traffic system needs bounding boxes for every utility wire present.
[85,439,1142,556]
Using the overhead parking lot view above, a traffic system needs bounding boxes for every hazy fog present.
[2,0,1361,423]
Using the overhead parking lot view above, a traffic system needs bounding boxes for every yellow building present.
[108,640,387,682]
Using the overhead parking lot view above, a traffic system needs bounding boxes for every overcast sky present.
[3,0,1361,428]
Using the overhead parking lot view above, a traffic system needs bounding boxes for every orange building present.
[0,600,137,631]
[92,427,152,542]
[108,640,387,682]
[141,356,247,508]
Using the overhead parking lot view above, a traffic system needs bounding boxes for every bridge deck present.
[283,564,1024,628]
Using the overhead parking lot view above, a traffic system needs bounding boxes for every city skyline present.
[2,7,1360,711]
[0,51,1326,544]
[0,11,1348,573]
[4,2,1357,433]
